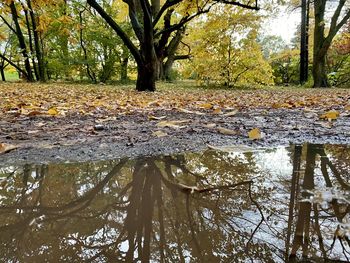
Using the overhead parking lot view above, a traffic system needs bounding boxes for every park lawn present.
[0,81,349,117]
[4,71,20,81]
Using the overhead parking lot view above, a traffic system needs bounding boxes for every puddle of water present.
[0,144,349,262]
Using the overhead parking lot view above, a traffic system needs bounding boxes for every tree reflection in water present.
[0,144,349,262]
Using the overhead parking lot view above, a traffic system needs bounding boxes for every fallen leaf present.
[157,120,189,129]
[177,108,205,115]
[217,127,237,135]
[178,108,194,114]
[204,123,216,128]
[320,110,339,121]
[28,130,40,134]
[199,103,213,109]
[223,110,238,116]
[27,110,43,116]
[0,143,18,154]
[48,107,59,116]
[153,130,167,137]
[248,128,262,140]
[148,115,166,121]
[345,105,350,111]
[213,108,222,114]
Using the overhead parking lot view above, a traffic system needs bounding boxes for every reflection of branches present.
[185,194,202,260]
[246,182,265,250]
[0,159,127,234]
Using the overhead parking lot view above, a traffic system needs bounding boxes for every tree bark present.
[0,66,5,81]
[313,55,328,87]
[10,1,34,81]
[23,4,39,80]
[300,0,308,84]
[312,0,350,87]
[27,0,46,82]
[136,61,156,91]
[312,0,328,87]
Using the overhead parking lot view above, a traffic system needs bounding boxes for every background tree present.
[326,20,350,87]
[183,7,273,87]
[300,0,310,84]
[87,0,260,91]
[312,0,350,87]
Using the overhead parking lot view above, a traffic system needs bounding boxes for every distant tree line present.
[0,0,349,90]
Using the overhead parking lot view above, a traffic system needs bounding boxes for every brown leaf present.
[0,143,18,154]
[213,108,222,114]
[27,110,43,116]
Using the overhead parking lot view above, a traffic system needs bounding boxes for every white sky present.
[264,6,301,45]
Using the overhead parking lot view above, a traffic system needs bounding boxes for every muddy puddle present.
[0,144,349,262]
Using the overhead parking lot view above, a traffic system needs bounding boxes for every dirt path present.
[0,83,349,165]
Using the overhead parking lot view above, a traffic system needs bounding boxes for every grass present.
[4,71,19,81]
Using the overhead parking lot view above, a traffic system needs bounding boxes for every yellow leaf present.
[47,108,59,116]
[320,110,339,121]
[199,103,213,109]
[217,127,237,135]
[345,105,350,111]
[272,103,280,109]
[0,143,17,154]
[248,128,261,140]
[152,130,167,137]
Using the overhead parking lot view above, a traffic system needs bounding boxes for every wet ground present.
[1,107,350,165]
[0,144,349,262]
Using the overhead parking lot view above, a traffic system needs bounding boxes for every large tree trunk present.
[312,55,328,87]
[136,61,156,91]
[312,0,329,88]
[136,0,157,91]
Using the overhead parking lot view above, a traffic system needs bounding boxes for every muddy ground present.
[1,106,349,165]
